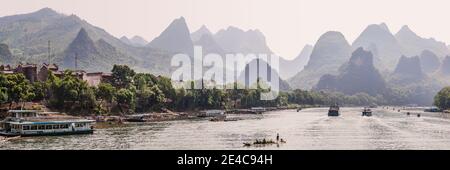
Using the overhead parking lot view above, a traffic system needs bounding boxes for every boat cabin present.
[8,110,39,118]
[7,120,94,136]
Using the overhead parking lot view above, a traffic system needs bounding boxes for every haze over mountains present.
[148,17,194,55]
[420,50,441,74]
[289,31,352,89]
[1,7,450,104]
[315,48,386,96]
[0,8,175,76]
[279,45,313,79]
[390,55,427,85]
[238,58,291,91]
[396,25,449,59]
[214,26,273,55]
[351,23,403,70]
[120,36,148,47]
[0,43,13,64]
[440,56,450,76]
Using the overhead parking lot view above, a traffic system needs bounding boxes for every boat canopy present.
[7,110,39,118]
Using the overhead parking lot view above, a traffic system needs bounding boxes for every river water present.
[2,107,450,150]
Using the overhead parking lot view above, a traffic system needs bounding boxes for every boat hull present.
[362,112,372,117]
[0,130,94,137]
[328,111,340,117]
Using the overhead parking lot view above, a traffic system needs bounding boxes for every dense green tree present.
[96,83,116,103]
[116,88,135,114]
[0,74,34,109]
[111,65,136,88]
[134,73,157,90]
[434,87,450,110]
[136,85,165,112]
[47,71,96,114]
[156,76,176,105]
[32,81,50,101]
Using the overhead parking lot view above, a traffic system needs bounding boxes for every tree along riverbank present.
[2,64,448,118]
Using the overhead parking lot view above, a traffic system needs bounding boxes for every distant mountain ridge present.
[214,26,273,54]
[0,7,174,74]
[315,48,386,96]
[2,7,450,94]
[396,25,449,59]
[148,17,194,55]
[352,23,403,70]
[121,36,148,47]
[63,28,136,72]
[191,25,213,42]
[289,31,352,89]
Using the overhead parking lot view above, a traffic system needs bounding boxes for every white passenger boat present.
[0,110,95,137]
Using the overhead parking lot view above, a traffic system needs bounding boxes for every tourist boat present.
[328,104,340,116]
[0,110,95,137]
[424,107,442,113]
[362,108,373,117]
[124,114,148,122]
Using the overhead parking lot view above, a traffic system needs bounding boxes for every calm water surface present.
[2,107,450,150]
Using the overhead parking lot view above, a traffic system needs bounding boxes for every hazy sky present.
[1,0,450,59]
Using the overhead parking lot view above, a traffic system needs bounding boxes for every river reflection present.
[2,108,450,150]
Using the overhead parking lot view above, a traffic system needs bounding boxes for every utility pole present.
[75,52,78,70]
[48,40,51,64]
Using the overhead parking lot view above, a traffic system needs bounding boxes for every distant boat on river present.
[362,108,373,117]
[328,104,340,117]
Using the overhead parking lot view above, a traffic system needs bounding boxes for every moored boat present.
[0,110,95,137]
[424,107,442,113]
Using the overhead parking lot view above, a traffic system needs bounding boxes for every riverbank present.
[93,107,293,126]
[379,106,450,118]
